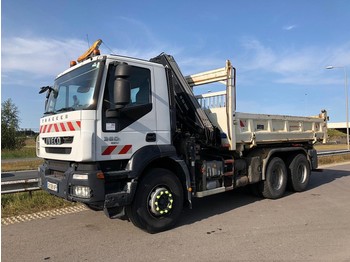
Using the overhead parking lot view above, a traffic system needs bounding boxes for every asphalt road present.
[1,170,38,182]
[2,163,350,262]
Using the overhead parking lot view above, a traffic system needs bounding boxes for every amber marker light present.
[70,61,77,67]
[96,172,105,179]
[93,49,100,56]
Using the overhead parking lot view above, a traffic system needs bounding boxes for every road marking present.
[1,205,88,226]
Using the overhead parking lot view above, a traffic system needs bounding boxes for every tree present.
[1,99,25,149]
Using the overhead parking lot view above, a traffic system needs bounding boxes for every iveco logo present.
[44,137,62,145]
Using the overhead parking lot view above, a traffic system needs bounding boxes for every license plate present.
[47,181,58,192]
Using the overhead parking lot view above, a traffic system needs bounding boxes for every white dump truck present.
[37,40,327,233]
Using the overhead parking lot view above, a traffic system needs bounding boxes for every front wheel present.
[126,168,184,233]
[261,157,287,199]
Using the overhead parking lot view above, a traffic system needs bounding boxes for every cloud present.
[100,16,184,61]
[240,39,276,70]
[1,36,173,82]
[238,38,350,86]
[4,35,350,89]
[283,25,297,31]
[326,42,350,67]
[2,37,90,76]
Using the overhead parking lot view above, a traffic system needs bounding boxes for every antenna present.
[102,41,115,54]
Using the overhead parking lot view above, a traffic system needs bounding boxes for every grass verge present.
[1,138,37,159]
[1,159,43,172]
[1,190,77,218]
[1,147,37,159]
[314,144,348,151]
[318,153,350,166]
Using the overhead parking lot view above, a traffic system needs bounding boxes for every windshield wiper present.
[56,107,76,112]
[44,111,56,115]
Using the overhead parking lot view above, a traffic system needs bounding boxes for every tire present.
[288,154,310,192]
[125,168,184,233]
[261,157,287,199]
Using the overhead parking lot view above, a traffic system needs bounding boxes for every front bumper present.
[38,160,105,206]
[38,160,138,211]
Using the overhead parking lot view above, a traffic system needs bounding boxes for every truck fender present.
[126,145,192,208]
[126,145,178,178]
[260,147,308,180]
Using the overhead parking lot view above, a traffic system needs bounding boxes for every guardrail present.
[2,150,350,194]
[317,150,350,156]
[1,178,40,194]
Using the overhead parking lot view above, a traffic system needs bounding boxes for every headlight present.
[73,186,91,198]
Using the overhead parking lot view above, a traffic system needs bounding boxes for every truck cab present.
[38,54,176,209]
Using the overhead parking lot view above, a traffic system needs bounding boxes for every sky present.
[2,0,350,130]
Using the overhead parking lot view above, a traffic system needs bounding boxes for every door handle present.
[146,133,156,142]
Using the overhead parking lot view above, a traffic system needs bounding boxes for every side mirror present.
[39,86,54,110]
[114,63,131,109]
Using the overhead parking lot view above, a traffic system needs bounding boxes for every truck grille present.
[46,147,72,154]
[50,170,65,179]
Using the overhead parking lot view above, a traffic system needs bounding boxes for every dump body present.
[234,111,327,146]
[196,90,327,150]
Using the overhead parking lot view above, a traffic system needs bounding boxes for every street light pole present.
[346,68,349,150]
[326,66,349,150]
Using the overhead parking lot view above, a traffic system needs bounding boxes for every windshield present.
[45,61,101,113]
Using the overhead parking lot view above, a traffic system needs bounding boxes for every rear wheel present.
[261,157,287,199]
[126,168,184,233]
[289,154,310,192]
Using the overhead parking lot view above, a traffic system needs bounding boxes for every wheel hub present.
[297,164,307,183]
[271,167,283,190]
[149,187,174,216]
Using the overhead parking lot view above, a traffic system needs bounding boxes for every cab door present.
[97,62,156,161]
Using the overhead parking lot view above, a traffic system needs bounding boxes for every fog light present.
[73,186,91,198]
